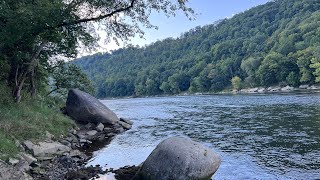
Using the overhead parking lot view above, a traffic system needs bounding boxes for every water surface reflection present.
[87,93,320,179]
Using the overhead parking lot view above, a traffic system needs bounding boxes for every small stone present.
[84,123,95,129]
[120,118,134,125]
[97,134,106,141]
[66,134,78,143]
[116,126,125,133]
[19,153,37,165]
[96,123,104,132]
[23,140,34,151]
[79,139,87,143]
[15,140,21,148]
[60,140,72,147]
[69,150,82,157]
[36,156,54,161]
[45,131,54,140]
[103,127,114,133]
[299,84,309,89]
[77,134,86,139]
[8,158,19,165]
[119,121,132,130]
[86,130,98,136]
[106,133,116,137]
[16,159,30,172]
[69,128,77,135]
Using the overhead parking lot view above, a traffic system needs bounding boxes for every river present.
[87,93,320,179]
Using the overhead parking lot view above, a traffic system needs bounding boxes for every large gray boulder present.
[135,137,221,180]
[66,89,119,125]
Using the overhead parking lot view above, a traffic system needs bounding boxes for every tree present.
[310,47,320,83]
[231,76,242,90]
[48,61,94,97]
[286,72,300,87]
[0,0,194,102]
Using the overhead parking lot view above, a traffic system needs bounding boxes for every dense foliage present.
[0,0,192,102]
[74,0,320,98]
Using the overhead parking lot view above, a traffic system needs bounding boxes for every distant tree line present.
[74,0,320,98]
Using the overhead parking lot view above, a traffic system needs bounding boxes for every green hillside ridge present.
[74,0,320,98]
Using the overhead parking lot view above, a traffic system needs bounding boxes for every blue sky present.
[90,0,271,55]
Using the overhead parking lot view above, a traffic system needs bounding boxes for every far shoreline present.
[100,85,320,101]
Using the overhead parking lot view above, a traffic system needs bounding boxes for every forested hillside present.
[74,0,320,98]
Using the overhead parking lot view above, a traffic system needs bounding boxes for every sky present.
[86,0,271,56]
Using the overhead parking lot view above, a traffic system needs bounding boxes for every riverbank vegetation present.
[0,0,192,159]
[74,0,320,98]
[0,83,75,159]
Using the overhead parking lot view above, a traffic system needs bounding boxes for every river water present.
[87,93,320,180]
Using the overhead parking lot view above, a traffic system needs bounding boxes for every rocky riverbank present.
[0,117,133,180]
[231,84,320,94]
[0,89,133,180]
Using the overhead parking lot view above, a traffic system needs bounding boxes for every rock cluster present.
[237,85,320,94]
[1,88,134,180]
[11,119,132,179]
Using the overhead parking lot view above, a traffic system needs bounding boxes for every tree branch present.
[56,0,136,28]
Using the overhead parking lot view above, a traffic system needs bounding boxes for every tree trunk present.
[13,42,46,102]
[30,69,36,97]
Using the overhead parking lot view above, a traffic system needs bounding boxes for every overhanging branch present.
[57,0,136,28]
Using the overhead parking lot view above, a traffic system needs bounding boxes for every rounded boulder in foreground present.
[135,137,221,180]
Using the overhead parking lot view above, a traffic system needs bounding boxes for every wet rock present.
[111,165,140,180]
[135,137,221,180]
[120,118,134,125]
[96,123,104,132]
[64,165,105,180]
[66,89,119,125]
[119,121,132,130]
